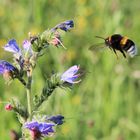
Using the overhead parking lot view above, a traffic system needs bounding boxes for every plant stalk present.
[26,75,32,119]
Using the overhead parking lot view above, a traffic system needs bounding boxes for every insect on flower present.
[89,34,138,58]
[61,65,81,84]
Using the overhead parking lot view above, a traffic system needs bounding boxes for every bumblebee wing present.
[89,42,106,52]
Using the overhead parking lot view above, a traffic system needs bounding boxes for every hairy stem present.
[18,77,26,86]
[26,75,32,119]
[34,82,59,110]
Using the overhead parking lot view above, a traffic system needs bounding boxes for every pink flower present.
[5,104,13,111]
[50,38,60,47]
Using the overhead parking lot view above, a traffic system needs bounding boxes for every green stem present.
[26,88,32,117]
[26,76,32,119]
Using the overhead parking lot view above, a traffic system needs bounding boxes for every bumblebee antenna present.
[95,36,105,40]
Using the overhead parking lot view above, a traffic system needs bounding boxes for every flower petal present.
[62,65,79,77]
[47,115,64,125]
[4,39,20,54]
[24,121,55,136]
[23,40,31,51]
[51,20,74,32]
[61,65,80,84]
[58,20,74,32]
[24,121,39,130]
[0,60,17,74]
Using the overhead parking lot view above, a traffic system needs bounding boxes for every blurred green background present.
[0,0,140,139]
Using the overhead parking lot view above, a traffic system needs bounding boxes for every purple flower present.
[61,65,81,84]
[47,115,64,125]
[0,60,17,80]
[0,60,17,74]
[24,121,55,138]
[22,40,32,53]
[52,20,74,32]
[23,40,31,49]
[4,39,21,54]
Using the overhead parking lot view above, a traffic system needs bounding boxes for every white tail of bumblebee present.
[127,45,137,57]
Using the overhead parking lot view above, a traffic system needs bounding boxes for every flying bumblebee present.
[89,34,138,58]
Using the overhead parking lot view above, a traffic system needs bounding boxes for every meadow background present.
[0,0,140,139]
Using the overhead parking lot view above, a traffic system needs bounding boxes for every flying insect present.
[89,34,138,58]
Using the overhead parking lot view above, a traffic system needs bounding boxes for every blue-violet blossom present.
[4,39,21,54]
[61,65,81,84]
[52,20,74,32]
[24,121,55,138]
[47,115,64,125]
[0,60,17,80]
[0,60,17,74]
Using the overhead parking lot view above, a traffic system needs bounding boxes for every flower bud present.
[5,104,13,111]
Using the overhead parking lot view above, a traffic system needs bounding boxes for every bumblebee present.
[90,34,137,58]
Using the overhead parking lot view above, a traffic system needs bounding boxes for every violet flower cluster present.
[24,121,55,139]
[24,115,65,139]
[0,20,81,140]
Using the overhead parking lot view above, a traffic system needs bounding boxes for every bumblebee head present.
[95,36,111,46]
[105,38,111,46]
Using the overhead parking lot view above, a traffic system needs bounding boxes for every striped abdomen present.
[120,37,137,57]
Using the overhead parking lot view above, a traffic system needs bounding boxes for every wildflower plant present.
[0,20,81,140]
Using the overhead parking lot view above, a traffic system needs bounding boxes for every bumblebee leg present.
[113,48,118,59]
[109,46,111,50]
[108,46,112,51]
[120,49,126,58]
